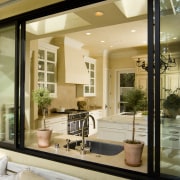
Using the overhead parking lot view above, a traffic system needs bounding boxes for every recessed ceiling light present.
[85,32,91,35]
[172,37,177,40]
[100,40,105,43]
[131,29,136,33]
[95,11,104,17]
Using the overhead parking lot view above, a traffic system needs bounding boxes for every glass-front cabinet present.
[84,56,96,96]
[37,42,59,97]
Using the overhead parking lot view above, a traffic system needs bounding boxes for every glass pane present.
[90,71,94,78]
[90,63,94,70]
[47,51,55,61]
[47,73,55,82]
[85,62,89,69]
[38,50,45,59]
[47,62,55,72]
[26,0,148,174]
[90,86,94,93]
[38,61,44,70]
[90,79,94,85]
[85,86,89,93]
[47,84,55,93]
[38,72,44,81]
[0,25,15,143]
[160,0,180,178]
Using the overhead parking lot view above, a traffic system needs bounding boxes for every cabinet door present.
[37,42,58,97]
[77,57,96,97]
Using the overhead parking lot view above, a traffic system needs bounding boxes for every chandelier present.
[136,53,176,73]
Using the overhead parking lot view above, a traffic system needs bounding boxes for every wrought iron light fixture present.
[136,53,176,73]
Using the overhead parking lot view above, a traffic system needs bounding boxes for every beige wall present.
[108,47,147,115]
[0,0,63,20]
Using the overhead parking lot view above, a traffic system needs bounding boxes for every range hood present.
[64,37,89,84]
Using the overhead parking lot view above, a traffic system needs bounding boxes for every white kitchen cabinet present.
[76,56,96,97]
[89,109,103,136]
[45,115,68,134]
[97,120,147,144]
[135,74,147,91]
[37,42,59,97]
[97,121,129,142]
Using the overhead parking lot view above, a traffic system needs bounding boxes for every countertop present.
[25,131,147,173]
[98,114,147,126]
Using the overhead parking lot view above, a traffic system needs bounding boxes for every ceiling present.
[1,0,180,56]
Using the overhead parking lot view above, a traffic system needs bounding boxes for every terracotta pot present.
[124,141,144,167]
[37,129,52,148]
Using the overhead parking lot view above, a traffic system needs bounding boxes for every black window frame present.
[0,0,167,179]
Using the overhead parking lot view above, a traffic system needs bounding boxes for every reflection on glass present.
[26,0,148,174]
[0,25,15,143]
[160,0,180,178]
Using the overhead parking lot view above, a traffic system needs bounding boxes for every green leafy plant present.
[163,93,180,118]
[124,89,146,143]
[32,88,52,129]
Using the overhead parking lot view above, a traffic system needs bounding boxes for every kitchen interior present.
[20,0,180,176]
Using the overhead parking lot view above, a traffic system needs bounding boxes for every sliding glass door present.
[0,25,16,144]
[160,0,180,178]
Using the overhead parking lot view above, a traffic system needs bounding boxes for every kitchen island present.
[97,114,148,144]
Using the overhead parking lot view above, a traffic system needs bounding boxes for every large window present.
[24,0,148,175]
[1,1,180,179]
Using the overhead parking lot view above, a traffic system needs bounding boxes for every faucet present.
[81,114,95,154]
[66,139,71,151]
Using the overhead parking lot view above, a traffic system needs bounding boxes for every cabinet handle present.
[169,137,179,141]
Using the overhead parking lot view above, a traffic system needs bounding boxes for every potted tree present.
[33,88,52,147]
[163,93,180,119]
[123,88,146,167]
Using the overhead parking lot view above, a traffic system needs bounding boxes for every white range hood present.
[64,37,89,84]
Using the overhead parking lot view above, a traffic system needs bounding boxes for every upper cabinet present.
[77,56,96,97]
[31,40,59,97]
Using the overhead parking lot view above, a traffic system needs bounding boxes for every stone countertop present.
[98,114,147,125]
[25,131,147,173]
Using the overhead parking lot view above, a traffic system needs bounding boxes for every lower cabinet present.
[45,115,68,134]
[89,110,103,136]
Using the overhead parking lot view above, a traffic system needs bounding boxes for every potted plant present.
[163,93,180,119]
[123,88,146,167]
[33,88,52,147]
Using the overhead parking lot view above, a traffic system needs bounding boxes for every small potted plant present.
[163,93,180,119]
[33,88,52,147]
[123,88,146,167]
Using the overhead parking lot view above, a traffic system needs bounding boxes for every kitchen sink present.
[64,140,124,156]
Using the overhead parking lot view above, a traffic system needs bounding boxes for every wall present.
[108,47,147,115]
